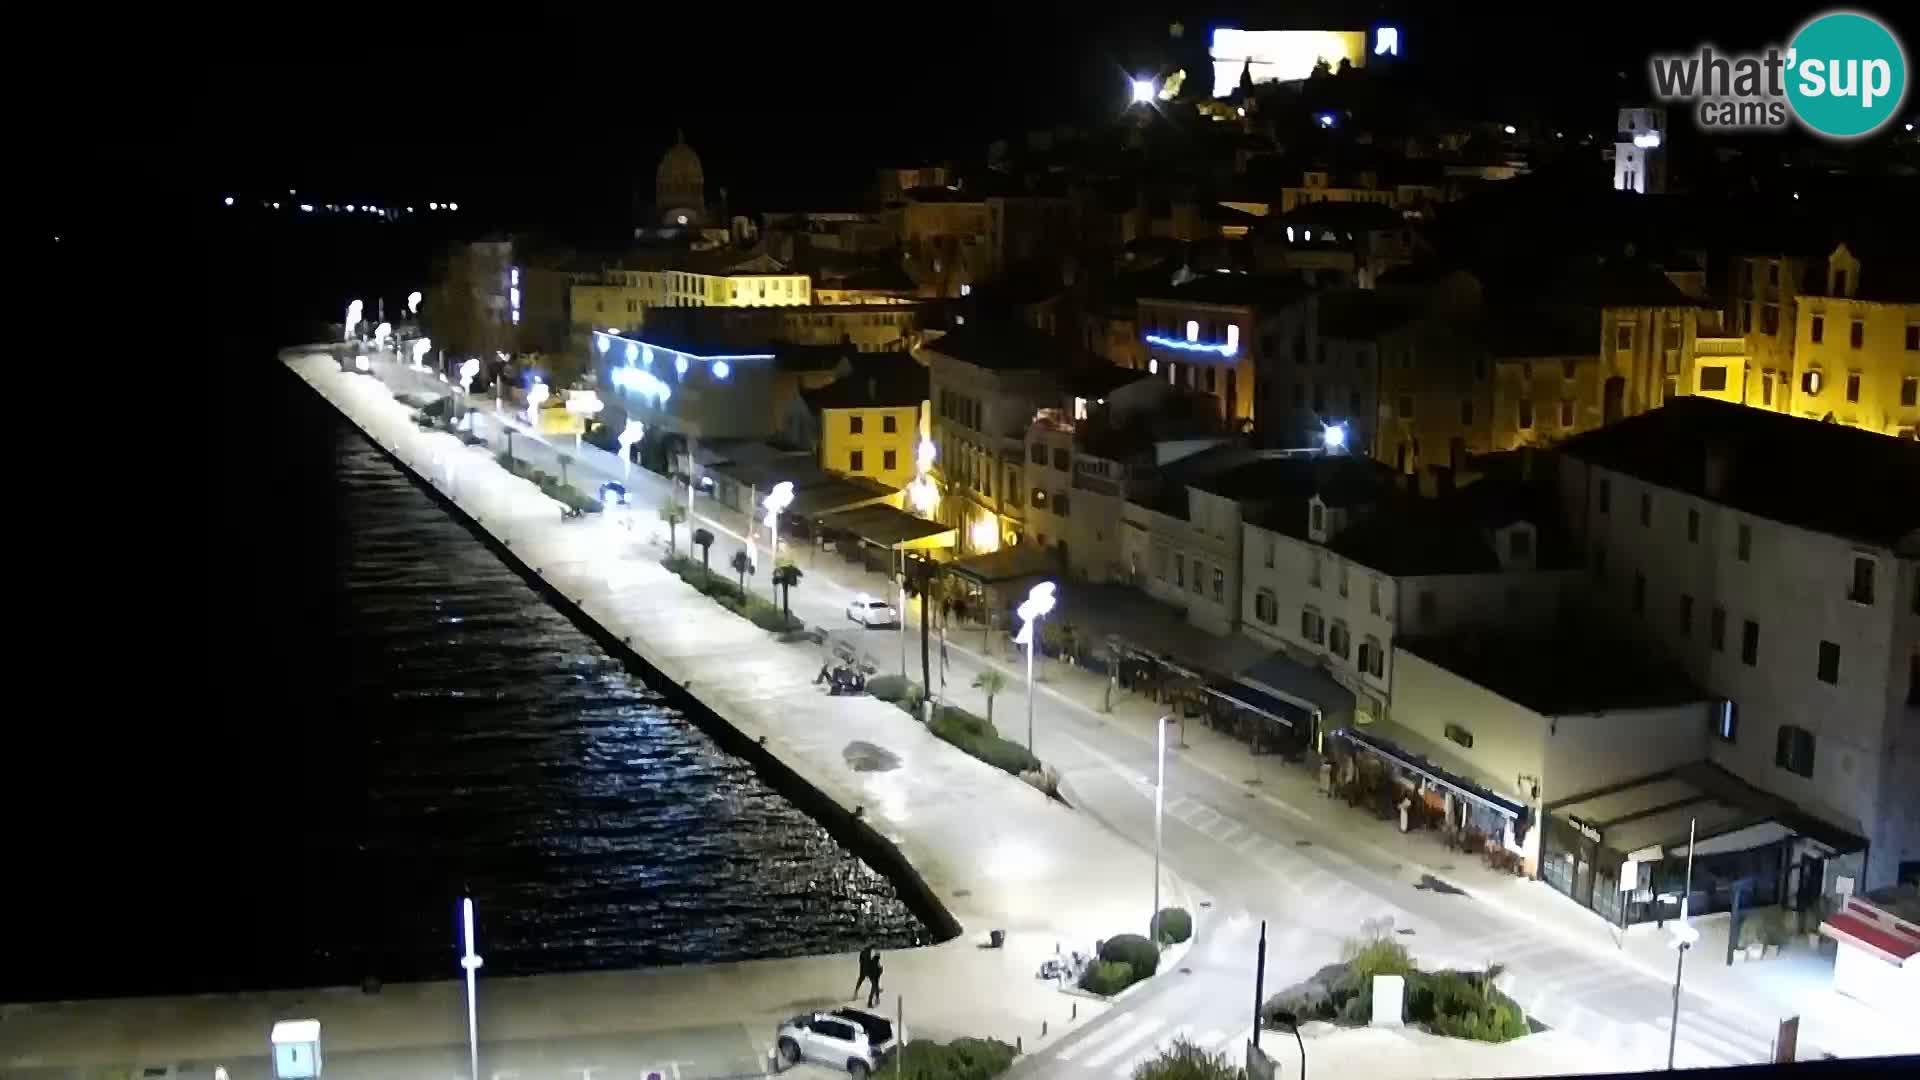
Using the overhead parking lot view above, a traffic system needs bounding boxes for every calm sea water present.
[2,360,924,1002]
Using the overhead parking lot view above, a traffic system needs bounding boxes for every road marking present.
[1112,1025,1193,1079]
[1077,1017,1168,1069]
[1214,822,1244,844]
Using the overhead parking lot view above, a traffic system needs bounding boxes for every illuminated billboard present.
[1211,28,1368,95]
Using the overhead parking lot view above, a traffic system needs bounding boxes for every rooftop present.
[1559,397,1920,549]
[916,320,1073,373]
[1317,290,1423,340]
[803,358,929,411]
[1269,200,1402,230]
[1138,273,1308,310]
[1239,456,1398,537]
[1400,627,1708,717]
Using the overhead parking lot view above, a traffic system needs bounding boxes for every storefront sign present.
[1568,816,1603,844]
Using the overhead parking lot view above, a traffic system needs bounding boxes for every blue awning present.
[1335,723,1527,819]
[1237,651,1357,728]
[1206,679,1308,729]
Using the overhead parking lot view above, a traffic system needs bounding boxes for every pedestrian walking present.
[853,945,875,1000]
[866,954,884,1008]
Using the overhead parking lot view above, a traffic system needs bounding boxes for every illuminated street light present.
[526,378,549,428]
[762,482,796,600]
[565,390,604,453]
[429,202,439,210]
[344,299,364,341]
[1131,78,1156,105]
[617,420,644,483]
[459,357,480,429]
[373,322,392,346]
[712,360,731,380]
[223,196,234,206]
[412,338,433,368]
[1012,581,1057,755]
[1322,422,1347,451]
[459,897,483,1080]
[1503,124,1517,135]
[675,354,690,377]
[906,437,939,516]
[448,202,459,211]
[353,355,369,373]
[407,290,422,317]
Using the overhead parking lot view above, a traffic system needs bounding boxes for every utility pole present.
[1253,919,1268,1050]
[1666,818,1699,1071]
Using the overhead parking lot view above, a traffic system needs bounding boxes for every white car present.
[846,596,899,627]
[776,1008,901,1079]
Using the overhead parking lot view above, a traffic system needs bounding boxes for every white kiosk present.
[271,1018,323,1079]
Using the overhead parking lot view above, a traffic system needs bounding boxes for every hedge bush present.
[928,706,1039,776]
[660,557,801,633]
[1100,933,1161,979]
[1131,1038,1245,1080]
[1079,960,1135,996]
[868,674,913,702]
[895,1038,1020,1080]
[494,452,601,513]
[1153,907,1193,945]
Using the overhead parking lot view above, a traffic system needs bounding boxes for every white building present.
[1612,106,1666,195]
[1556,398,1920,890]
[1240,466,1576,727]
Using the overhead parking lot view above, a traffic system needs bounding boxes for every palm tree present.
[661,498,688,556]
[730,548,753,592]
[972,668,1008,725]
[692,528,715,580]
[772,561,803,621]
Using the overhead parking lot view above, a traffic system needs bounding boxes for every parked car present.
[846,595,899,627]
[776,1007,900,1079]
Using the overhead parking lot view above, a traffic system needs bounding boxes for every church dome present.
[655,129,706,226]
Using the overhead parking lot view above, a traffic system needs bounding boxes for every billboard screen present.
[1210,28,1368,95]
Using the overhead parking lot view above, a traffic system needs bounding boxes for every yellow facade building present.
[1789,244,1920,439]
[805,363,931,491]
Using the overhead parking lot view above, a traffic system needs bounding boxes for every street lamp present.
[1665,818,1699,1071]
[459,897,483,1080]
[526,378,548,429]
[459,358,480,430]
[1131,78,1156,105]
[407,290,422,317]
[763,481,795,600]
[412,338,433,370]
[1269,1009,1307,1080]
[905,437,939,516]
[344,299,363,341]
[1153,713,1172,940]
[617,420,644,483]
[1012,581,1057,755]
[1321,422,1347,452]
[373,321,392,347]
[566,390,604,453]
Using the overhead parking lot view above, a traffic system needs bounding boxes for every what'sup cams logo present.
[1650,9,1908,138]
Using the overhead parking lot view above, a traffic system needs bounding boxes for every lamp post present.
[617,420,644,484]
[459,357,479,430]
[458,897,483,1080]
[526,378,548,430]
[1153,713,1172,939]
[565,390,603,454]
[1269,1008,1306,1080]
[407,290,422,318]
[1012,582,1057,756]
[763,481,795,601]
[344,299,363,341]
[412,338,433,371]
[1665,818,1699,1070]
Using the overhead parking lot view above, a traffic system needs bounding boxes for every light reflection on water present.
[314,432,925,983]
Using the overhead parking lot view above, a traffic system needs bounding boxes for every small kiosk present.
[271,1018,323,1079]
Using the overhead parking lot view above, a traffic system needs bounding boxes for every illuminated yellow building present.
[1791,244,1920,438]
[805,363,931,490]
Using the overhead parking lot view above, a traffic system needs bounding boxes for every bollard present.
[1072,1003,1078,1020]
[1017,1036,1023,1054]
[1043,1021,1048,1037]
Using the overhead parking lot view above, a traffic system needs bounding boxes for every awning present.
[1548,762,1868,857]
[1238,651,1357,729]
[945,544,1058,587]
[1334,722,1527,818]
[1206,678,1307,730]
[817,504,956,550]
[1821,914,1920,965]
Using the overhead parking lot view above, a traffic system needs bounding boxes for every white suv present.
[776,1007,901,1079]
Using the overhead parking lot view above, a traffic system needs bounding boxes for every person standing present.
[853,945,875,1000]
[866,953,884,1008]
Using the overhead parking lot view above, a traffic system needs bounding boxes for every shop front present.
[1327,721,1534,876]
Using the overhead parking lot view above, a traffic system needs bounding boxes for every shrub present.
[1339,936,1414,991]
[1337,992,1372,1025]
[927,706,1040,776]
[1129,1038,1244,1080]
[1079,960,1135,996]
[868,674,913,702]
[1405,969,1529,1043]
[1153,907,1193,945]
[896,1038,1020,1080]
[1100,933,1161,979]
[748,604,804,633]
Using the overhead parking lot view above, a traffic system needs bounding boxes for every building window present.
[1460,399,1474,426]
[850,415,864,434]
[1361,636,1385,677]
[1680,593,1694,637]
[1054,492,1070,516]
[1212,567,1225,602]
[1907,325,1920,351]
[1640,492,1653,527]
[1761,305,1779,336]
[1741,618,1760,666]
[1053,448,1070,471]
[1802,369,1823,396]
[1398,395,1414,419]
[1444,723,1475,750]
[1175,553,1186,588]
[1845,372,1861,403]
[1560,398,1574,426]
[1687,508,1700,543]
[1817,641,1841,684]
[1255,589,1278,624]
[1615,324,1633,351]
[1368,578,1381,615]
[1633,572,1647,614]
[1849,556,1876,605]
[1264,538,1276,569]
[883,449,897,472]
[1903,376,1919,407]
[1338,563,1350,598]
[1006,470,1020,506]
[1518,398,1534,430]
[1300,607,1326,645]
[1715,700,1739,742]
[1192,566,1204,596]
[1031,488,1047,508]
[849,450,865,472]
[1309,553,1322,588]
[1598,477,1611,513]
[1417,590,1437,627]
[1698,366,1728,392]
[1811,315,1824,344]
[1310,504,1324,533]
[882,414,897,434]
[1030,442,1045,464]
[1775,724,1816,778]
[1761,371,1774,405]
[1736,523,1752,561]
[1328,621,1350,660]
[1849,320,1864,349]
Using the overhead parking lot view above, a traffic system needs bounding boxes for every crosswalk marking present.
[1111,1025,1193,1079]
[1077,1018,1168,1069]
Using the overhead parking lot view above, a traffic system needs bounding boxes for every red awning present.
[1820,913,1920,965]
